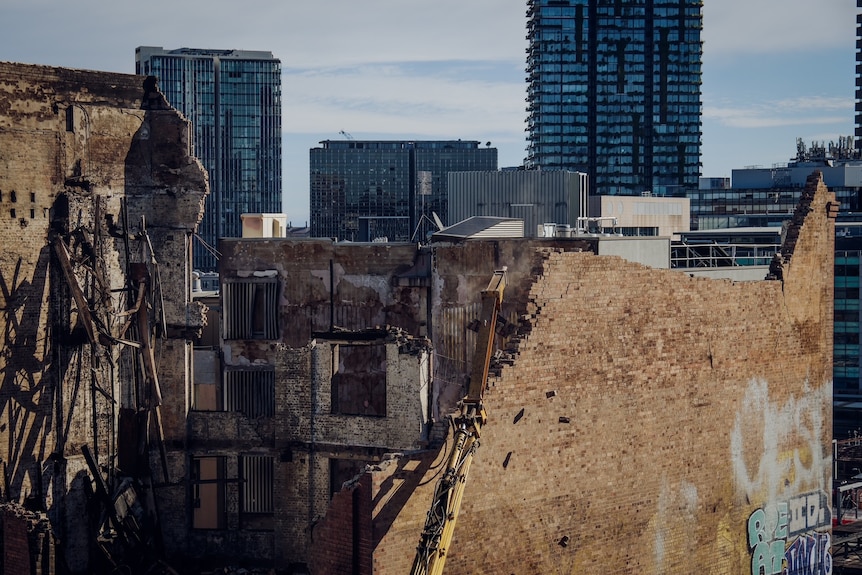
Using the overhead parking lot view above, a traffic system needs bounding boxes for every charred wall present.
[206,237,592,569]
[0,62,207,573]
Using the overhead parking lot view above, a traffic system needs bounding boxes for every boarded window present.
[222,279,279,339]
[224,367,275,418]
[192,456,226,529]
[331,344,386,416]
[193,349,221,411]
[241,455,274,514]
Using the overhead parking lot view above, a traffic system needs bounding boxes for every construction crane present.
[410,268,508,575]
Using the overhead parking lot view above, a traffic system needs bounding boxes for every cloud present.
[1,0,528,73]
[283,63,526,138]
[702,0,856,58]
[704,96,853,129]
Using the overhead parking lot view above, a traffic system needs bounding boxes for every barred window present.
[224,367,275,418]
[241,455,274,514]
[222,279,279,339]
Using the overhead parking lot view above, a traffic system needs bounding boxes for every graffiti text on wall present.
[747,490,832,575]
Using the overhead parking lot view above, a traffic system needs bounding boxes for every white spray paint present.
[730,377,830,508]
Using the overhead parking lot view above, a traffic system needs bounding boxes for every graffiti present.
[747,491,831,575]
[731,378,830,506]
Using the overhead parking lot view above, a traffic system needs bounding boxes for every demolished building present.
[0,60,836,575]
[0,61,207,573]
[213,173,835,574]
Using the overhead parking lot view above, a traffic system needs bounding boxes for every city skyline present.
[0,0,855,226]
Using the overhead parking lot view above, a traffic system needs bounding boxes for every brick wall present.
[309,472,372,574]
[0,62,206,573]
[1,504,55,575]
[347,173,836,574]
[2,508,31,574]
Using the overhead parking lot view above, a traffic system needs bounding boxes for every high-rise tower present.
[856,0,862,150]
[136,47,282,271]
[525,0,703,197]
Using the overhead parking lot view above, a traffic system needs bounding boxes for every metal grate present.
[223,280,279,339]
[224,368,275,418]
[241,455,274,514]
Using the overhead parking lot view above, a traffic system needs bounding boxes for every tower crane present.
[409,268,508,575]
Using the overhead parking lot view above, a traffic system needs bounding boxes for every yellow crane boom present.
[410,268,507,575]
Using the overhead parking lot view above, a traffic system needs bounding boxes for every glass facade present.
[836,220,862,438]
[525,0,703,197]
[309,141,497,241]
[136,47,282,271]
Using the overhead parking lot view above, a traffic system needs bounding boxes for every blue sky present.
[0,0,856,226]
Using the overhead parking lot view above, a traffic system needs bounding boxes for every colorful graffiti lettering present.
[785,533,831,575]
[747,491,832,575]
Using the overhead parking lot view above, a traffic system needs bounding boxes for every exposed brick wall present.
[359,174,835,574]
[2,507,31,574]
[1,504,54,575]
[0,62,206,573]
[309,472,372,574]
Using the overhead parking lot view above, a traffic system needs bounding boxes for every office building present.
[834,216,862,438]
[524,0,703,197]
[309,140,497,241]
[690,138,862,231]
[857,0,862,150]
[135,46,282,271]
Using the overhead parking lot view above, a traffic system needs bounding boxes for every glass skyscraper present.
[136,47,282,271]
[525,0,703,197]
[310,140,497,241]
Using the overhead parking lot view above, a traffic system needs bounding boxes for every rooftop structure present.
[447,169,587,237]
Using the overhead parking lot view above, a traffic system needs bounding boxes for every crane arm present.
[410,268,507,575]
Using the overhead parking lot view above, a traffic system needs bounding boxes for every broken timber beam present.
[52,236,98,346]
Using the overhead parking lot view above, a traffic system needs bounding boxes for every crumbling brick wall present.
[308,173,835,574]
[0,62,207,573]
[1,504,54,575]
[309,472,373,574]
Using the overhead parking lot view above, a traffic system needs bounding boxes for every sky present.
[0,0,857,226]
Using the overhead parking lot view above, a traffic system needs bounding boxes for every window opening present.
[240,455,274,514]
[192,349,221,411]
[192,456,226,529]
[224,366,275,417]
[331,343,387,416]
